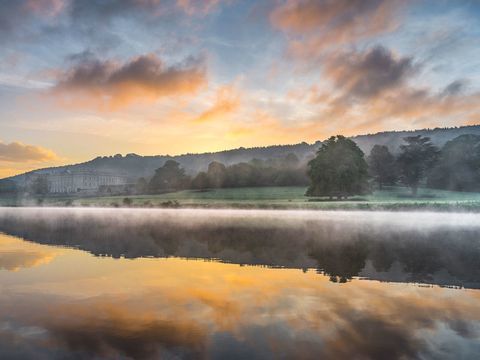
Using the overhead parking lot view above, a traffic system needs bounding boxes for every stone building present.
[45,171,129,194]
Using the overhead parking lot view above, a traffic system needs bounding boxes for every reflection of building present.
[41,171,128,194]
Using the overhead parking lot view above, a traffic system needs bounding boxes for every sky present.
[0,0,479,177]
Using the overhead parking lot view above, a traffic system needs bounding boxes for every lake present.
[0,208,479,359]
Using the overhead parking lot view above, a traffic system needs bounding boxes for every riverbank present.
[2,186,480,212]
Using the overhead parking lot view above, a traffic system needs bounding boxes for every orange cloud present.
[193,85,240,123]
[52,54,207,111]
[0,141,58,162]
[271,0,406,60]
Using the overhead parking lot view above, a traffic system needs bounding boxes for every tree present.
[206,161,227,188]
[397,135,439,196]
[306,135,369,199]
[135,177,148,194]
[192,171,210,190]
[427,134,480,192]
[149,160,190,192]
[31,175,49,195]
[284,153,300,168]
[367,145,397,189]
[225,162,258,187]
[0,179,17,194]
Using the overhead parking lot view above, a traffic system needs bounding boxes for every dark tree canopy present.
[149,160,190,192]
[397,135,439,196]
[427,134,480,192]
[207,161,227,188]
[135,177,148,194]
[367,145,397,189]
[306,136,369,198]
[191,171,209,190]
[190,154,309,190]
[30,176,49,195]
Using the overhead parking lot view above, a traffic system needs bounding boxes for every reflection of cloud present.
[1,211,480,358]
[0,235,57,271]
[0,251,479,359]
[0,250,55,271]
[0,141,58,162]
[44,304,207,359]
[52,54,207,111]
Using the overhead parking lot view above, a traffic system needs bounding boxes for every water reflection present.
[0,208,479,359]
[0,208,479,288]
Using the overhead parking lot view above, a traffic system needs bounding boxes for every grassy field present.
[5,186,480,211]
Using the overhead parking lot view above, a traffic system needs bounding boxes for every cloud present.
[440,79,468,98]
[271,0,407,60]
[176,0,222,15]
[286,45,480,134]
[193,85,240,123]
[0,250,56,271]
[44,305,207,359]
[0,141,58,162]
[324,46,416,100]
[23,0,66,17]
[52,54,207,110]
[0,0,66,40]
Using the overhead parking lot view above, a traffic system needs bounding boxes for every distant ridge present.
[5,125,480,182]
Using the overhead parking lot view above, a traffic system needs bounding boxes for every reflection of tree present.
[0,209,479,288]
[397,240,442,282]
[309,240,368,283]
[369,242,395,272]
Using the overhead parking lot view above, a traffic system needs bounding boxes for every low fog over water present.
[1,207,480,287]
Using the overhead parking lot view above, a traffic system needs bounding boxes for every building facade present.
[45,171,128,194]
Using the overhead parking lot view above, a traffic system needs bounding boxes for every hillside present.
[5,125,480,183]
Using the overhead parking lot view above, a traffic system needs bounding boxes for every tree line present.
[142,153,309,193]
[145,133,480,198]
[308,133,480,198]
[2,133,479,198]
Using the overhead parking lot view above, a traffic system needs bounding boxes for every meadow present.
[4,186,480,211]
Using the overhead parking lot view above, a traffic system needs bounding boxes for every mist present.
[1,207,479,288]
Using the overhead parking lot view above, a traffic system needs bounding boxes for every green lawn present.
[18,186,480,211]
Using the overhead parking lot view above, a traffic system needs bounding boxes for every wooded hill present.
[5,125,480,182]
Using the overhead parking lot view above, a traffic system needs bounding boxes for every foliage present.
[190,153,308,189]
[135,177,148,194]
[397,136,439,196]
[0,179,17,194]
[206,161,228,188]
[427,134,480,192]
[149,160,190,192]
[30,176,49,195]
[367,145,397,189]
[306,136,370,198]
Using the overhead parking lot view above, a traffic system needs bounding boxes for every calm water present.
[0,208,480,359]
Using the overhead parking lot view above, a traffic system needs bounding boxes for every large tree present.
[367,145,397,189]
[427,134,480,192]
[306,135,369,199]
[397,135,438,196]
[206,161,227,188]
[149,160,190,192]
[31,176,49,195]
[191,171,210,190]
